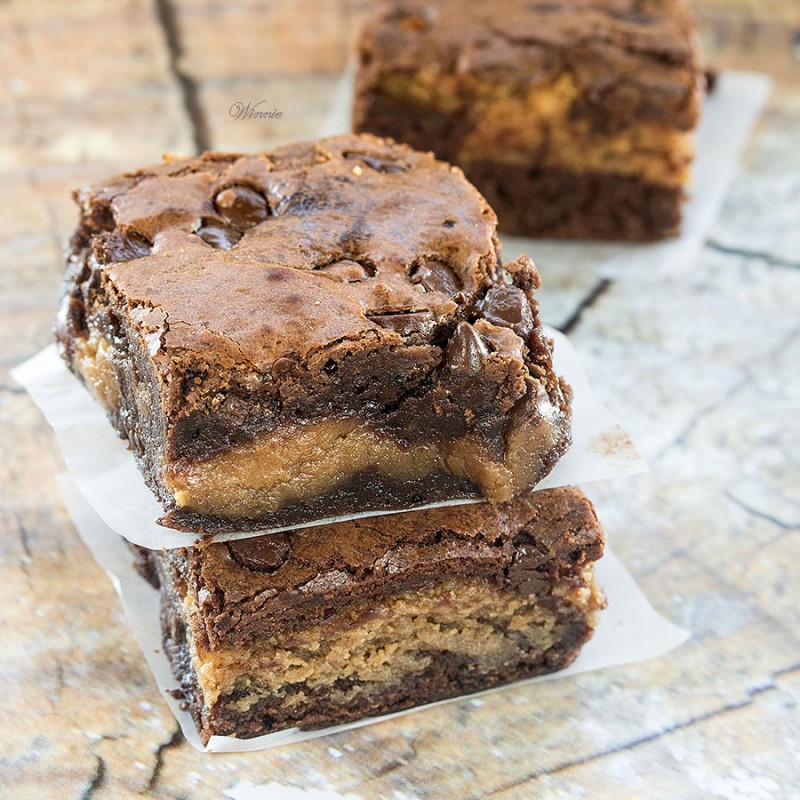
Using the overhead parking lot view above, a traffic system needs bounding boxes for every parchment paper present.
[58,475,690,754]
[13,327,646,549]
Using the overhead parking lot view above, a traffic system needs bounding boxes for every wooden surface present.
[1,2,799,798]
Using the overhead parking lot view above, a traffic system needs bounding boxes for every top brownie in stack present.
[353,0,704,241]
[55,134,571,533]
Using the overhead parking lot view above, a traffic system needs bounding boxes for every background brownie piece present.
[353,0,705,241]
[56,134,571,534]
[135,486,605,742]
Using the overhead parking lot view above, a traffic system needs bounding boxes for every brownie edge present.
[134,486,606,742]
[57,134,572,532]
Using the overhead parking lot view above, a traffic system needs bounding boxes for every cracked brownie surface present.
[354,0,704,240]
[56,134,571,533]
[135,486,605,742]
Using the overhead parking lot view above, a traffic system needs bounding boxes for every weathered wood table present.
[1,1,798,797]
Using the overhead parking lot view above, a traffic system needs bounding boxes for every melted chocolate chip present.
[93,231,152,264]
[227,534,290,573]
[508,569,549,595]
[195,221,243,250]
[342,151,411,174]
[480,286,534,338]
[445,322,488,372]
[368,310,436,339]
[507,531,552,594]
[278,189,322,215]
[410,258,462,296]
[314,259,375,282]
[214,185,270,228]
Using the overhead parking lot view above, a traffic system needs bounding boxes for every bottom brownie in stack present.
[135,487,605,743]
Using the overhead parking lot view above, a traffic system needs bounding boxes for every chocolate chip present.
[410,258,462,296]
[227,534,290,573]
[508,571,549,595]
[507,533,552,594]
[315,259,375,282]
[195,221,243,250]
[342,151,411,174]
[277,190,320,215]
[480,286,534,338]
[93,231,152,264]
[214,185,270,228]
[369,310,436,339]
[445,322,488,372]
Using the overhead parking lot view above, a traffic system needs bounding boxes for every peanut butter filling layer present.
[378,72,694,188]
[185,570,604,709]
[167,414,557,517]
[71,330,561,516]
[72,329,120,410]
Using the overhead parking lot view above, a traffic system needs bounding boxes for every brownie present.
[55,134,571,534]
[134,486,605,742]
[353,0,705,241]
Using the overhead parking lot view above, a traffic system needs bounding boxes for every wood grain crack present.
[80,755,106,800]
[706,240,800,270]
[653,375,751,462]
[145,724,184,793]
[481,670,795,798]
[558,278,613,335]
[724,490,800,531]
[15,514,33,560]
[153,0,211,153]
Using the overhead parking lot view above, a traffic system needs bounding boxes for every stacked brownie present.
[56,134,605,743]
[354,0,705,241]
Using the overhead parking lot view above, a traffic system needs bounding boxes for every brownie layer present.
[200,642,593,741]
[469,163,685,241]
[56,135,571,531]
[354,0,704,240]
[135,486,606,742]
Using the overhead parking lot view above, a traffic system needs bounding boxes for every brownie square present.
[353,0,705,241]
[135,486,605,742]
[56,134,571,533]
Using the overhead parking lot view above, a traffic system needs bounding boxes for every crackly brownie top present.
[359,0,703,130]
[169,487,603,648]
[68,134,501,374]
